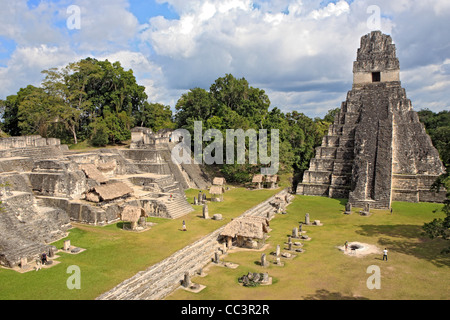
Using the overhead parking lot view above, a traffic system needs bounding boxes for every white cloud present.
[139,0,449,117]
[0,0,449,118]
[309,0,350,19]
[0,44,80,96]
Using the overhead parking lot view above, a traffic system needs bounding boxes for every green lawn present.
[1,191,448,300]
[166,196,449,300]
[0,186,280,300]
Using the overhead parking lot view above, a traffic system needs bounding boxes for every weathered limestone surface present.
[297,31,446,209]
[123,128,211,191]
[0,191,70,267]
[0,132,206,267]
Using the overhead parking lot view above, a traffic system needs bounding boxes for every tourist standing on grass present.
[383,248,388,261]
[182,220,186,231]
[345,241,349,252]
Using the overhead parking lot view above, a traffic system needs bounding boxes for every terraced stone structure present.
[0,130,210,268]
[297,31,446,209]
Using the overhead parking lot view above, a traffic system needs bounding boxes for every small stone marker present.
[261,253,268,267]
[183,272,191,288]
[276,244,280,257]
[345,202,352,214]
[71,247,81,254]
[139,216,146,227]
[360,202,371,216]
[305,213,310,225]
[64,240,71,251]
[203,204,209,219]
[214,252,220,264]
[194,197,198,205]
[292,227,299,238]
[20,257,27,269]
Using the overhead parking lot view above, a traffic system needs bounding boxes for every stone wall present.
[0,192,70,268]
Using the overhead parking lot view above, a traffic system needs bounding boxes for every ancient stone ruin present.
[0,128,211,268]
[238,272,270,287]
[297,31,446,209]
[220,216,270,249]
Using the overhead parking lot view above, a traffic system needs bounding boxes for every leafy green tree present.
[90,120,109,147]
[137,102,175,132]
[41,67,82,144]
[175,87,215,129]
[2,57,151,146]
[17,85,58,137]
[418,109,450,254]
[418,109,450,168]
[0,85,45,136]
[210,74,270,128]
[322,107,340,123]
[100,109,132,144]
[0,95,20,136]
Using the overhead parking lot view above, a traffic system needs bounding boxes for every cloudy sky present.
[0,0,449,118]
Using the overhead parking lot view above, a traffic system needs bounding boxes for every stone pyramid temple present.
[297,31,446,209]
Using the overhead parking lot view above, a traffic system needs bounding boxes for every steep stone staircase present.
[161,194,195,220]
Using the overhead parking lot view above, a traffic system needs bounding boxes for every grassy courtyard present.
[167,196,449,300]
[0,186,280,300]
[0,188,448,300]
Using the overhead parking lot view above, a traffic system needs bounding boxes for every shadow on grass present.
[116,222,125,229]
[303,289,370,300]
[356,224,450,267]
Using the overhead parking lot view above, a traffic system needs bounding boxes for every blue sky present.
[0,0,449,118]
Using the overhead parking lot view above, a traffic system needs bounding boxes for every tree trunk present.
[71,125,77,144]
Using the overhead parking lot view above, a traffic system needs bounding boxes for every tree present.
[322,107,340,123]
[175,87,215,129]
[418,108,450,254]
[418,109,450,168]
[99,109,132,144]
[0,85,45,136]
[137,102,175,132]
[210,74,270,128]
[41,67,82,144]
[17,86,57,137]
[0,95,20,136]
[1,57,151,146]
[423,172,450,254]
